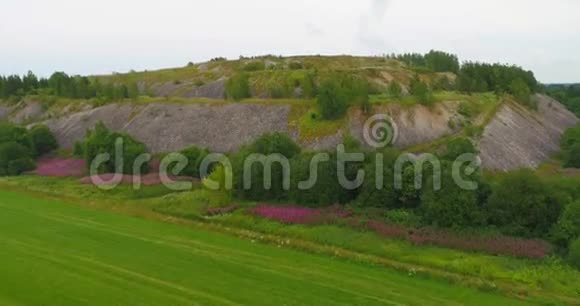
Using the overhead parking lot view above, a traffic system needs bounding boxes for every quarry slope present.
[1,94,577,171]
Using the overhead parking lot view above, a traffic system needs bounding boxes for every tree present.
[486,169,563,237]
[225,73,251,100]
[0,142,34,176]
[564,144,580,168]
[30,125,58,157]
[80,121,148,175]
[232,132,300,201]
[440,137,478,161]
[551,200,580,248]
[568,238,580,269]
[387,81,402,98]
[316,77,348,119]
[176,145,209,178]
[424,50,459,73]
[409,77,432,105]
[421,162,486,228]
[510,78,533,108]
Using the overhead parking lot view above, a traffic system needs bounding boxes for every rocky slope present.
[479,95,578,170]
[0,94,577,171]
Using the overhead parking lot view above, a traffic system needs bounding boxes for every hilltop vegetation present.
[0,51,541,111]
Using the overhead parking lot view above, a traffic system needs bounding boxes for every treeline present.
[0,122,58,175]
[457,62,538,96]
[0,71,139,100]
[546,84,580,117]
[386,50,460,73]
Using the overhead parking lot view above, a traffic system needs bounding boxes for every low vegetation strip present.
[0,188,534,306]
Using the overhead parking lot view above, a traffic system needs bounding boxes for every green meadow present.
[0,188,534,306]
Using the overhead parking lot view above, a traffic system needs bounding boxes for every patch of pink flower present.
[368,219,551,259]
[248,204,350,224]
[33,157,86,177]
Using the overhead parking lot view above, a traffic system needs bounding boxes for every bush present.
[561,124,580,152]
[232,132,301,201]
[6,158,35,175]
[316,74,369,119]
[176,145,209,178]
[421,162,486,228]
[564,143,580,168]
[202,164,233,207]
[0,122,34,152]
[510,78,534,108]
[316,77,348,119]
[409,78,433,105]
[289,151,361,207]
[486,169,563,237]
[30,124,58,157]
[80,121,148,175]
[0,142,34,176]
[225,73,251,100]
[440,137,478,161]
[551,200,580,247]
[356,149,421,209]
[387,81,402,98]
[288,61,303,70]
[242,61,265,72]
[568,238,580,269]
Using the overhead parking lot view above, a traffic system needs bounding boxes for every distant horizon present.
[3,52,578,85]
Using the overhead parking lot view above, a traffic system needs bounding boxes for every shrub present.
[288,61,303,70]
[568,238,580,269]
[225,73,251,100]
[421,162,487,228]
[242,61,265,72]
[0,122,34,152]
[486,169,563,237]
[551,200,580,247]
[409,78,433,105]
[301,71,317,98]
[387,81,402,98]
[6,158,35,175]
[561,124,580,152]
[440,137,478,161]
[316,77,348,119]
[356,149,424,209]
[289,151,362,206]
[176,145,209,178]
[510,78,534,108]
[202,164,233,207]
[232,133,301,201]
[30,124,58,157]
[0,142,33,176]
[563,143,580,168]
[80,121,148,175]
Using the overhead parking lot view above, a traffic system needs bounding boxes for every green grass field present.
[0,188,534,306]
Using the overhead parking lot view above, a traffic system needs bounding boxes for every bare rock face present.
[348,101,460,149]
[180,79,225,99]
[44,102,291,153]
[478,95,579,170]
[11,100,45,124]
[38,95,577,170]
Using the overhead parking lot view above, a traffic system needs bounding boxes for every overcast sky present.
[1,0,578,83]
